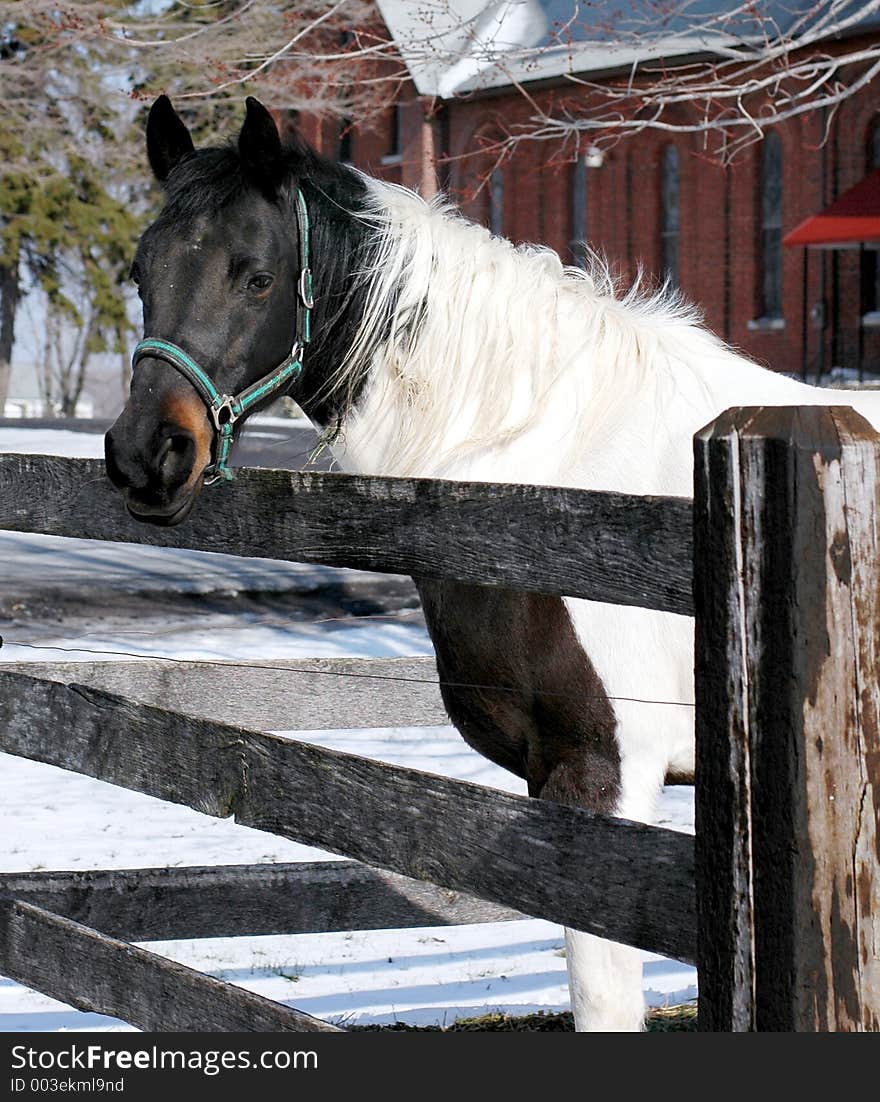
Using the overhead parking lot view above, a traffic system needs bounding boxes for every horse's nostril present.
[156,436,173,465]
[157,432,196,488]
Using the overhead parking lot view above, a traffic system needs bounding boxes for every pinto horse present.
[105,96,880,1031]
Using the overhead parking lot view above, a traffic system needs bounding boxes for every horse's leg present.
[563,930,646,1032]
[415,581,685,1033]
[543,602,696,1033]
[533,743,666,1032]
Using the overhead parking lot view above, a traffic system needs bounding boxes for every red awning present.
[784,168,880,249]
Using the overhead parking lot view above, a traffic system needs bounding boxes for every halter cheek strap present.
[131,187,313,485]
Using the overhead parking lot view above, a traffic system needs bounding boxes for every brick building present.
[296,2,880,378]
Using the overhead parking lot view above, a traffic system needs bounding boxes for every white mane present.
[324,173,880,492]
[325,175,738,480]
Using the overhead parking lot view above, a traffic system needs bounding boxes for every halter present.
[131,187,313,485]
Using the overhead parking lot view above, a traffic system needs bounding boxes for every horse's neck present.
[326,333,704,495]
[322,312,752,497]
[331,343,880,499]
[317,180,880,496]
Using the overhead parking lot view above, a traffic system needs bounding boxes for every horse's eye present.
[248,273,274,292]
[129,264,141,287]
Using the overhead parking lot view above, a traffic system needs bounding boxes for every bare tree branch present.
[4,2,876,168]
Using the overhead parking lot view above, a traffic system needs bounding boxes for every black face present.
[104,97,301,526]
[106,95,381,526]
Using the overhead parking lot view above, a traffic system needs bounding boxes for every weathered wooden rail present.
[0,405,877,1032]
[0,666,694,961]
[0,454,694,614]
[0,862,524,942]
[0,897,341,1033]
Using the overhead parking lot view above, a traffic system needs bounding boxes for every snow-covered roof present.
[376,1,880,98]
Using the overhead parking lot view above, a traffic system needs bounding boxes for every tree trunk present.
[61,311,97,417]
[0,259,20,412]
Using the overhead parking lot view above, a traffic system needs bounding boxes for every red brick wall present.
[342,42,880,378]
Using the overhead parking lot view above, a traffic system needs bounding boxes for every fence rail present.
[0,862,524,943]
[0,898,340,1033]
[0,454,694,614]
[0,667,696,964]
[0,657,448,731]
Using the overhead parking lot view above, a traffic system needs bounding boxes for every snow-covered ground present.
[0,425,697,1031]
[0,425,107,459]
[0,415,311,461]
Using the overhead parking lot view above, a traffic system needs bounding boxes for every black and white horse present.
[105,96,880,1030]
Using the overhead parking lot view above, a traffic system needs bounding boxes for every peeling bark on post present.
[695,406,880,1032]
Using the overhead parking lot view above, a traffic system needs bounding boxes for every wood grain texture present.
[693,409,757,1032]
[0,862,524,941]
[0,658,447,732]
[0,454,694,614]
[0,668,696,963]
[0,897,341,1032]
[694,406,880,1032]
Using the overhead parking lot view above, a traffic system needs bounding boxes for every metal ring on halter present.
[210,397,238,433]
[202,463,230,488]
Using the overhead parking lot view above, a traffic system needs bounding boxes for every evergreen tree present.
[0,0,383,411]
[0,9,142,410]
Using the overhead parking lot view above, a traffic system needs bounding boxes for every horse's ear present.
[239,97,285,196]
[146,95,195,183]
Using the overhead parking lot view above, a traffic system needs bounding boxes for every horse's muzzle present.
[124,491,200,528]
[104,420,205,526]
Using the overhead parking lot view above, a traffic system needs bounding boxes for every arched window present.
[489,166,504,235]
[570,154,588,267]
[760,133,784,318]
[661,145,680,286]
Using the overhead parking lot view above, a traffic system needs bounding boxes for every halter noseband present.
[131,187,313,485]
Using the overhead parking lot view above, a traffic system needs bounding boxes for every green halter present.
[131,188,313,485]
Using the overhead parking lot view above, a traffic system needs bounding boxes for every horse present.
[104,95,880,1031]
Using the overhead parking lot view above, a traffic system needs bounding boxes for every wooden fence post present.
[694,406,880,1031]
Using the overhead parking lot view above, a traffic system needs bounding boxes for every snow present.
[0,415,309,461]
[0,427,106,458]
[2,601,430,664]
[0,426,697,1031]
[0,530,410,604]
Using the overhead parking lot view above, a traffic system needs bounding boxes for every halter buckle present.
[210,397,238,433]
[202,465,226,488]
[298,268,314,309]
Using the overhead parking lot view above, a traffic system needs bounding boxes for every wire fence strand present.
[0,636,695,710]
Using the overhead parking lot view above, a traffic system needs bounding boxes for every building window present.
[388,102,402,159]
[569,155,588,267]
[337,117,352,163]
[862,121,880,316]
[489,167,504,235]
[661,145,680,286]
[760,132,783,318]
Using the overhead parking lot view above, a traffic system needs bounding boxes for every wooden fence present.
[0,405,877,1032]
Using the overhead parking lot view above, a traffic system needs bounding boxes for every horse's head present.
[105,96,358,525]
